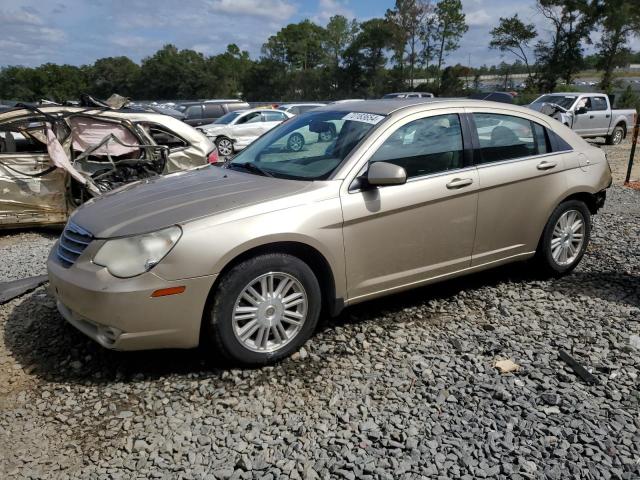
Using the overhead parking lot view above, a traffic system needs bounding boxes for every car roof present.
[281,103,326,107]
[235,108,286,114]
[385,92,432,95]
[312,98,558,121]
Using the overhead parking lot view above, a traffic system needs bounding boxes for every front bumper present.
[47,242,217,351]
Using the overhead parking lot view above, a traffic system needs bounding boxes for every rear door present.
[0,117,68,228]
[468,108,569,265]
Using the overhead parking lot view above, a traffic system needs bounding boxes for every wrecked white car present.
[0,105,216,229]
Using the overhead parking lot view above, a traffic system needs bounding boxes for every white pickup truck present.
[529,92,637,145]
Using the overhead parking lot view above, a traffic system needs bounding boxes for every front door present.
[340,110,478,301]
[573,97,607,136]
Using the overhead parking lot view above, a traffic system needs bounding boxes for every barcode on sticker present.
[343,112,385,125]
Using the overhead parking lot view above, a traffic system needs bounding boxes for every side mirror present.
[575,106,588,115]
[367,161,407,186]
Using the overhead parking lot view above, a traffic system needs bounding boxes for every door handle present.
[537,161,557,171]
[446,178,473,189]
[606,114,611,118]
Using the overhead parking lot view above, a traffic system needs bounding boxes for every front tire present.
[535,200,591,276]
[606,125,625,145]
[206,254,321,365]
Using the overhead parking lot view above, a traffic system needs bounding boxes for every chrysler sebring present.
[47,99,611,365]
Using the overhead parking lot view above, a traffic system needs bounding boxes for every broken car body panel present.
[0,106,214,229]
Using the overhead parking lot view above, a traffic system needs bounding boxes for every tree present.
[594,0,640,91]
[489,15,537,82]
[137,45,213,99]
[535,0,595,91]
[386,0,432,87]
[349,18,395,97]
[324,15,359,69]
[89,57,140,98]
[209,44,252,97]
[430,0,468,91]
[262,20,327,71]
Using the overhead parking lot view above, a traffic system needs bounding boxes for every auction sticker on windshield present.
[343,112,385,125]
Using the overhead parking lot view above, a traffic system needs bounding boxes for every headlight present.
[93,226,182,278]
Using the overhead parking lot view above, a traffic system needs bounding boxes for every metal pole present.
[625,115,639,185]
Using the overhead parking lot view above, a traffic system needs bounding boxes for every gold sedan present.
[48,99,611,365]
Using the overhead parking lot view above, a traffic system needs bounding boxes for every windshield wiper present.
[229,162,274,177]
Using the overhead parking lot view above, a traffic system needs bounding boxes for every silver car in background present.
[198,108,292,156]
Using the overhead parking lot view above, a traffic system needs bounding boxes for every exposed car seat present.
[482,126,530,161]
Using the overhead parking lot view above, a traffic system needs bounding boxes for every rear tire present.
[606,125,625,145]
[287,133,305,152]
[535,200,591,276]
[206,254,321,365]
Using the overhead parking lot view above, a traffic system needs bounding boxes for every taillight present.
[207,150,219,164]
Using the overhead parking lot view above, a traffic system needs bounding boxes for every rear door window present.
[473,113,547,164]
[370,113,465,179]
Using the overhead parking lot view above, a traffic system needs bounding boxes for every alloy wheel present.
[613,129,623,145]
[217,138,233,156]
[287,134,304,152]
[550,209,585,266]
[232,272,308,353]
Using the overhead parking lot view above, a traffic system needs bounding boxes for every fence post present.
[625,114,640,185]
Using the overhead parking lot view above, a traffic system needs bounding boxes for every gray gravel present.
[1,186,639,479]
[0,229,57,282]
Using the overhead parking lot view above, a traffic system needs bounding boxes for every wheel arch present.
[558,191,602,214]
[203,241,341,335]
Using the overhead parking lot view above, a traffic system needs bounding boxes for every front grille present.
[57,222,93,268]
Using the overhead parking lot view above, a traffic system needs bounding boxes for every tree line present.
[0,0,639,103]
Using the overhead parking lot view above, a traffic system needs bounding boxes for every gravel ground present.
[595,138,638,184]
[1,184,639,480]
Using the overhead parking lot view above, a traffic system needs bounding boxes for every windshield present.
[228,110,385,180]
[532,95,577,109]
[214,111,242,124]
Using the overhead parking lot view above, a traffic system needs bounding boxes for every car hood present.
[70,167,313,238]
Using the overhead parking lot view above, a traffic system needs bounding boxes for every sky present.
[1,0,639,69]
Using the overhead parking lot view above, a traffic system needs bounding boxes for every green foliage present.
[489,15,537,79]
[594,0,640,91]
[617,85,640,111]
[535,0,595,91]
